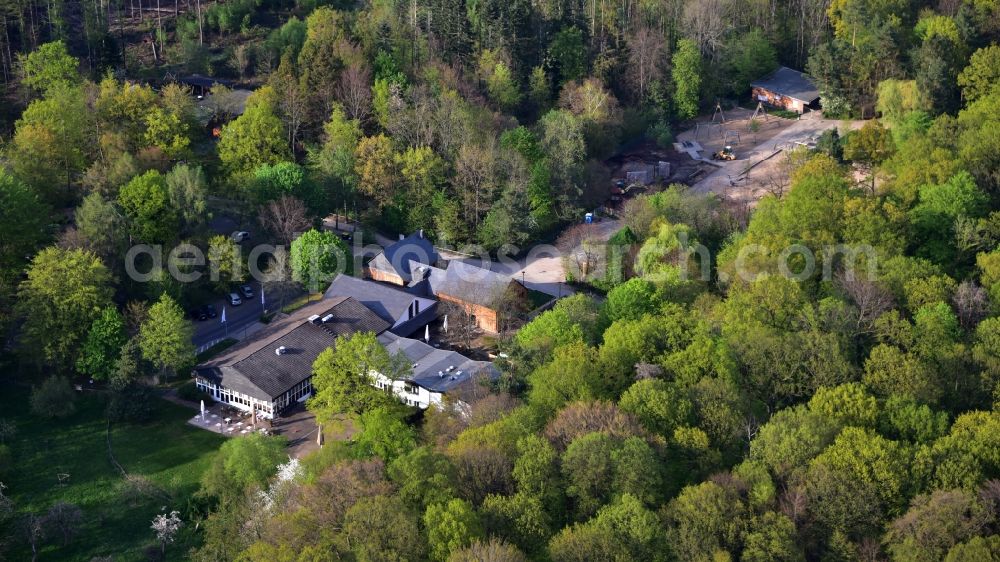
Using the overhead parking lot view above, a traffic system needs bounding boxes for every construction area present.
[602,102,865,214]
[675,105,864,203]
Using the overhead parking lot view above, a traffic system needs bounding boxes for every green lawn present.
[281,292,323,313]
[0,383,224,561]
[196,337,238,361]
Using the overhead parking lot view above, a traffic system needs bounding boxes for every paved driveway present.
[192,287,297,348]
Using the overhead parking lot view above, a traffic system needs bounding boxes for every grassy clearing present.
[281,292,323,313]
[0,383,224,561]
[196,337,238,361]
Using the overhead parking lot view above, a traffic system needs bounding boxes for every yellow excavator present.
[711,145,736,161]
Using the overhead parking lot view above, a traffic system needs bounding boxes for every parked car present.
[231,231,251,243]
[204,304,218,318]
[239,284,254,298]
[191,307,208,321]
[229,293,243,306]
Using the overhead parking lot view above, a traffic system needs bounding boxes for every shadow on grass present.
[0,385,224,561]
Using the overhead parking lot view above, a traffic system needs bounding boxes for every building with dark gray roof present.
[367,231,440,285]
[193,296,390,418]
[193,293,497,416]
[751,66,820,113]
[324,274,437,337]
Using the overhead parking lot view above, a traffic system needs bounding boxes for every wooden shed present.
[750,66,820,114]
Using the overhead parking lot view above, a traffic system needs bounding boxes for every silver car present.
[229,293,243,306]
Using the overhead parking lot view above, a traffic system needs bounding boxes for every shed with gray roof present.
[751,66,820,113]
[367,231,440,285]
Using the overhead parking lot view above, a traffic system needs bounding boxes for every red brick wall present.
[437,283,528,333]
[438,294,501,333]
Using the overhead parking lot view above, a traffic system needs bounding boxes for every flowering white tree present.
[151,510,183,554]
[244,457,303,541]
[257,457,302,512]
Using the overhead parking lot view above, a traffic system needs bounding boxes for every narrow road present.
[192,288,286,348]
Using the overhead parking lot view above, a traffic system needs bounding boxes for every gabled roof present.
[368,231,439,282]
[324,274,434,327]
[378,332,500,393]
[429,261,520,309]
[751,66,820,103]
[194,296,390,401]
[406,259,446,291]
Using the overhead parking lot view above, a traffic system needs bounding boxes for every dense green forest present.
[1,0,1000,559]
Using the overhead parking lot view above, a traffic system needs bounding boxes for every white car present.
[229,293,243,306]
[231,231,250,243]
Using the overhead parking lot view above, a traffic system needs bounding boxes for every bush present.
[30,376,76,418]
[107,384,156,423]
[647,120,673,148]
[771,109,800,119]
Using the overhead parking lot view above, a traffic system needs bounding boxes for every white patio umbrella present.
[443,315,448,333]
[200,400,205,421]
[425,325,430,343]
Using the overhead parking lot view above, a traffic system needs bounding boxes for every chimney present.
[414,300,420,315]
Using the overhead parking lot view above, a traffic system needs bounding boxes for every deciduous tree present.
[218,95,292,179]
[258,196,311,245]
[76,306,127,381]
[17,247,112,368]
[118,170,179,244]
[139,293,196,377]
[309,331,408,423]
[424,498,483,561]
[289,229,351,292]
[672,39,702,120]
[30,376,76,418]
[17,40,79,94]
